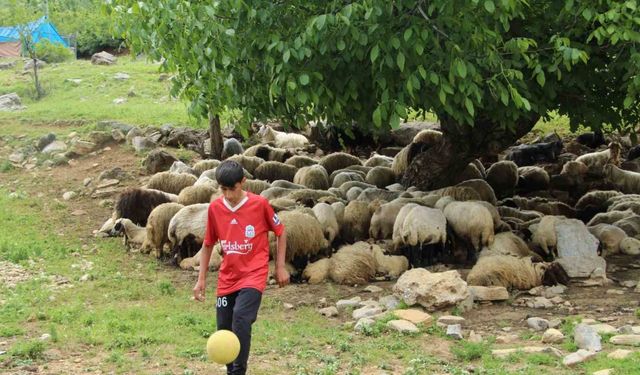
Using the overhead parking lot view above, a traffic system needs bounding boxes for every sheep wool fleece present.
[204,192,285,296]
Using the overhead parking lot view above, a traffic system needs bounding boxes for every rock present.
[111,129,126,143]
[550,296,565,304]
[527,317,550,331]
[165,128,203,148]
[113,72,130,80]
[158,73,170,81]
[378,295,400,311]
[23,59,46,71]
[555,218,606,278]
[606,289,624,295]
[0,60,16,70]
[62,191,77,201]
[39,333,51,341]
[97,120,134,134]
[283,303,294,310]
[387,320,419,333]
[619,280,638,288]
[41,140,67,154]
[65,78,82,86]
[113,97,127,105]
[549,319,562,329]
[469,286,509,301]
[542,328,565,344]
[132,136,156,152]
[528,296,554,309]
[446,324,463,340]
[37,133,56,150]
[589,324,617,335]
[91,187,120,199]
[354,318,375,332]
[70,210,86,216]
[96,179,119,189]
[617,325,634,334]
[392,269,469,311]
[496,333,519,345]
[319,306,338,317]
[79,274,91,282]
[592,370,612,375]
[544,284,568,297]
[607,349,633,359]
[469,330,483,343]
[70,140,97,156]
[390,121,440,147]
[336,297,362,311]
[352,305,383,320]
[393,309,432,325]
[91,51,117,65]
[437,315,465,326]
[528,286,544,296]
[575,324,602,352]
[8,151,25,163]
[87,131,113,147]
[98,167,131,182]
[563,349,597,366]
[0,93,24,111]
[582,318,598,325]
[492,346,562,359]
[142,149,178,174]
[364,285,383,293]
[609,334,640,346]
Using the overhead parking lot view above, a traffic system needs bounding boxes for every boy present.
[193,160,289,375]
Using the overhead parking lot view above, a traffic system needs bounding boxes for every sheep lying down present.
[467,255,569,290]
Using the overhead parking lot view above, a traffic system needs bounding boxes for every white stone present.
[352,305,383,320]
[387,319,419,333]
[607,349,633,359]
[437,315,465,326]
[378,295,400,310]
[113,97,127,105]
[563,349,597,366]
[83,177,93,187]
[394,309,432,325]
[555,218,605,278]
[544,284,567,297]
[493,346,562,359]
[589,324,617,335]
[79,274,91,282]
[495,334,518,344]
[446,324,463,340]
[575,324,602,352]
[582,319,598,325]
[39,333,51,341]
[609,335,640,346]
[336,297,362,311]
[354,318,375,332]
[620,280,637,288]
[542,328,565,344]
[283,303,294,310]
[319,306,338,317]
[469,286,509,301]
[364,285,383,293]
[468,330,482,343]
[529,296,554,309]
[592,369,612,375]
[527,317,550,331]
[606,289,624,295]
[392,268,469,311]
[62,191,77,201]
[113,72,130,80]
[41,140,67,154]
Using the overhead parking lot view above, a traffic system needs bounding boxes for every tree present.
[111,1,640,187]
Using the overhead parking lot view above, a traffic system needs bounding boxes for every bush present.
[35,40,73,63]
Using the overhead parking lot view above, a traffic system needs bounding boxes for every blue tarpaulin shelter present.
[0,16,68,57]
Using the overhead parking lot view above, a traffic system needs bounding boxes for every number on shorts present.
[216,296,228,308]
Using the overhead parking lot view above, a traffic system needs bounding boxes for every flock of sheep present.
[98,124,640,292]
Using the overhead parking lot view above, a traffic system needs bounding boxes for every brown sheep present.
[147,171,197,195]
[302,258,331,284]
[227,154,265,174]
[193,159,221,176]
[243,179,271,195]
[177,185,220,205]
[268,210,329,262]
[253,161,298,182]
[485,160,519,199]
[284,155,318,168]
[456,179,498,205]
[319,152,363,175]
[329,242,377,285]
[293,165,330,190]
[244,144,293,162]
[341,200,375,243]
[366,166,396,188]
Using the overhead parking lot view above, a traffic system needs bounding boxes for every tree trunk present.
[208,112,224,160]
[402,116,540,190]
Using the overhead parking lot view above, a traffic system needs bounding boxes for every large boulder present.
[96,120,134,134]
[41,140,67,154]
[554,219,606,278]
[0,93,24,111]
[70,140,97,156]
[390,121,440,147]
[165,128,203,148]
[91,51,117,65]
[142,149,178,174]
[392,268,469,311]
[132,136,157,153]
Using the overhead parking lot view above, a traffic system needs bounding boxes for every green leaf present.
[316,15,326,30]
[536,72,545,87]
[429,73,439,85]
[464,98,475,116]
[439,90,446,104]
[624,96,634,108]
[299,74,310,86]
[418,66,427,79]
[404,29,413,42]
[371,45,380,63]
[415,44,424,56]
[297,91,308,103]
[225,29,235,36]
[456,60,467,78]
[287,80,297,91]
[484,0,495,13]
[283,49,291,63]
[397,52,405,72]
[390,112,400,129]
[373,106,382,127]
[582,8,592,20]
[391,37,401,50]
[337,40,346,51]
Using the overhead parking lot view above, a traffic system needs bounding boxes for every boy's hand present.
[275,266,290,288]
[193,280,206,302]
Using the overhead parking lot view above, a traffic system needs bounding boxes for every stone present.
[39,333,51,341]
[550,296,565,304]
[446,324,463,340]
[8,151,25,163]
[97,120,134,134]
[79,274,91,282]
[70,210,86,216]
[607,349,633,359]
[527,317,550,331]
[535,325,559,340]
[606,289,624,295]
[575,324,602,352]
[609,335,640,346]
[392,268,469,311]
[617,325,634,334]
[364,285,383,293]
[65,78,82,86]
[387,320,419,334]
[111,129,126,142]
[563,349,597,366]
[0,93,24,111]
[98,167,131,181]
[23,59,46,71]
[70,140,97,156]
[83,178,93,187]
[319,306,338,317]
[592,370,612,375]
[554,218,606,278]
[158,73,170,81]
[620,280,637,288]
[87,131,113,147]
[91,51,117,65]
[283,303,294,310]
[582,319,598,325]
[37,133,56,150]
[113,97,127,105]
[528,297,554,309]
[41,140,67,154]
[142,149,177,174]
[437,315,465,326]
[469,286,509,301]
[114,72,130,80]
[132,136,156,152]
[544,284,568,297]
[378,295,400,311]
[549,319,562,329]
[492,346,562,359]
[529,286,544,296]
[468,330,483,343]
[336,297,362,311]
[96,179,120,189]
[165,128,203,148]
[91,187,120,199]
[62,191,77,201]
[354,318,375,332]
[589,324,617,335]
[352,305,383,320]
[393,309,432,325]
[0,60,16,70]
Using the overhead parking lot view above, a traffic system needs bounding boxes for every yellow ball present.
[206,330,240,364]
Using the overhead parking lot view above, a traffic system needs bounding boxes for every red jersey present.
[203,192,284,296]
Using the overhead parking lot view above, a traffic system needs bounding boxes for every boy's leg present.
[216,291,238,375]
[229,288,263,375]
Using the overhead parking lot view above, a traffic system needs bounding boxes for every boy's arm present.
[193,243,214,301]
[275,228,289,288]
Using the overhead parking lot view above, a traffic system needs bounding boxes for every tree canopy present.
[110,0,640,186]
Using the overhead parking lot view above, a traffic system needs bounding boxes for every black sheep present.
[576,130,606,149]
[505,140,563,166]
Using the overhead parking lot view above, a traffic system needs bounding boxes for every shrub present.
[34,40,73,63]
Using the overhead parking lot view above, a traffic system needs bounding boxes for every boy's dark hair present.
[215,160,244,187]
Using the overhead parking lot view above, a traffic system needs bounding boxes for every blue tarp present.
[0,16,68,47]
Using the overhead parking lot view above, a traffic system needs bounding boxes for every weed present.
[0,160,13,172]
[158,280,176,295]
[451,341,489,361]
[9,340,46,360]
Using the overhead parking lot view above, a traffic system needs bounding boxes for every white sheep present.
[529,215,565,258]
[467,255,569,290]
[312,202,339,243]
[437,197,495,262]
[179,244,222,271]
[110,218,147,250]
[575,142,621,175]
[293,164,330,190]
[604,164,640,194]
[167,203,209,263]
[396,205,447,266]
[258,124,309,149]
[588,224,627,256]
